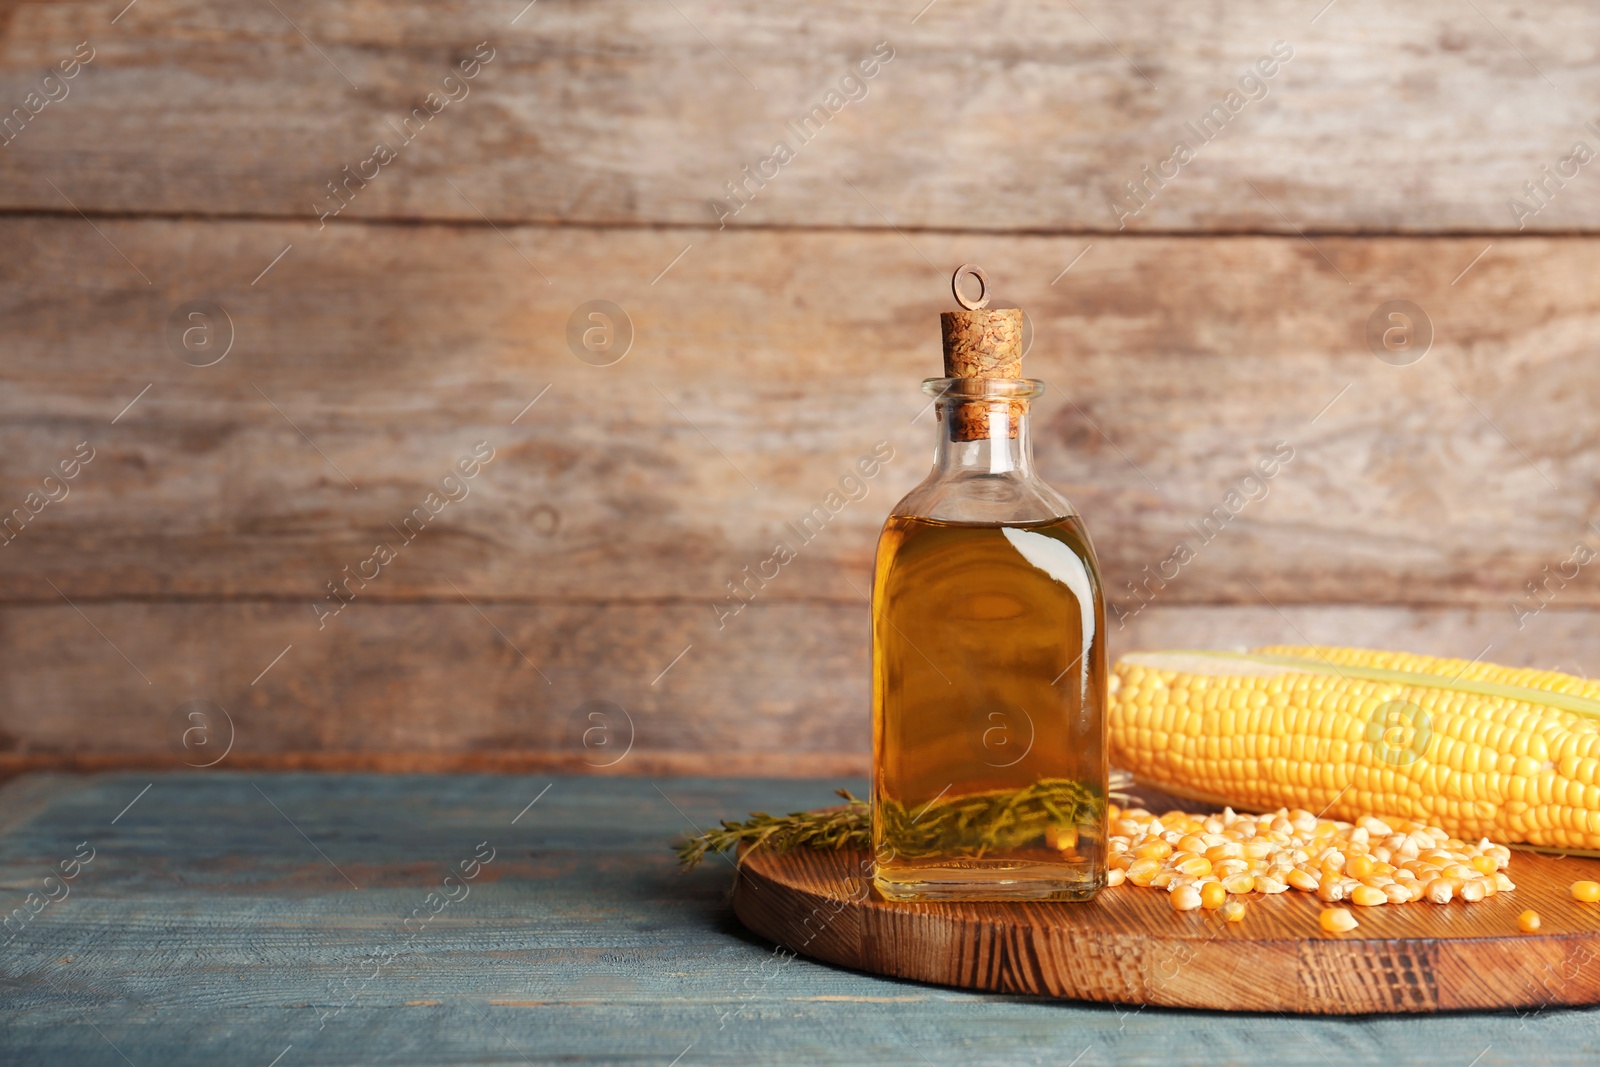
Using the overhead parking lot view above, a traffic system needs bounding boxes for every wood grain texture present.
[0,598,870,766]
[3,772,1599,1065]
[734,840,1600,1013]
[4,219,1598,609]
[2,600,1598,771]
[3,2,1600,231]
[5,1,1599,766]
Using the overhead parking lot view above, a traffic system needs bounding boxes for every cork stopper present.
[939,265,1026,441]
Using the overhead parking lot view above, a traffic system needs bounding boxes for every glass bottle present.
[871,266,1108,902]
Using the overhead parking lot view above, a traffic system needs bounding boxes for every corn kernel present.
[1572,880,1600,903]
[1047,824,1079,851]
[1171,885,1203,911]
[1242,839,1276,860]
[1127,858,1161,886]
[1518,909,1541,933]
[1286,868,1320,892]
[1206,842,1243,862]
[1346,854,1375,878]
[1220,899,1247,923]
[1222,873,1256,895]
[1350,885,1388,907]
[1105,868,1126,887]
[1320,908,1359,933]
[1200,881,1228,910]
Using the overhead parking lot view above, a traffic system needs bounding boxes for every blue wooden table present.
[1,773,1597,1065]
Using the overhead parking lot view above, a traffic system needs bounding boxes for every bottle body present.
[871,379,1108,901]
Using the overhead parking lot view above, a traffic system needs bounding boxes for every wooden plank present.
[0,750,868,780]
[3,2,1600,231]
[0,772,1593,1064]
[2,601,1596,767]
[0,599,872,766]
[4,219,1599,606]
[734,844,1600,1012]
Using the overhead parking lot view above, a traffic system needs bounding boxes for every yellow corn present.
[1111,646,1600,851]
[1320,907,1359,933]
[1349,884,1387,907]
[1285,868,1319,892]
[1222,872,1256,894]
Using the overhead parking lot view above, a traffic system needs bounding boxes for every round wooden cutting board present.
[732,847,1600,1013]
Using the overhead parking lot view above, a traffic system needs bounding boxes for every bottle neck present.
[933,398,1035,477]
[898,379,1070,524]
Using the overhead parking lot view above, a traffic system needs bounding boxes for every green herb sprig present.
[878,778,1103,861]
[675,774,1131,871]
[674,789,869,870]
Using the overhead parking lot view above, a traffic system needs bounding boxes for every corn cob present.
[1109,646,1600,852]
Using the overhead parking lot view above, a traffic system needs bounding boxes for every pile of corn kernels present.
[1106,803,1513,932]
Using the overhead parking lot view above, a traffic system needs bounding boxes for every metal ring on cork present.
[939,264,1027,441]
[951,264,990,311]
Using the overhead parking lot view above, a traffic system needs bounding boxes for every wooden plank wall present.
[2,1,1598,775]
